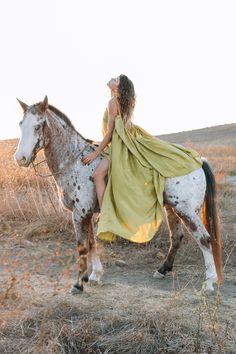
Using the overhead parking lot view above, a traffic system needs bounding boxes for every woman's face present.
[107,76,120,91]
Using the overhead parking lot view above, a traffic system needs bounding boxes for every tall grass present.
[1,139,236,222]
[0,140,69,231]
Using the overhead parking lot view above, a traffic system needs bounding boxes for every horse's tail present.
[201,159,223,287]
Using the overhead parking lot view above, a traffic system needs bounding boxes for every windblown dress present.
[97,109,202,243]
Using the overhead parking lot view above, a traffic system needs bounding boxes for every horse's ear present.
[39,95,48,113]
[16,98,28,112]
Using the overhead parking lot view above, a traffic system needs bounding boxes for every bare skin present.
[82,76,120,208]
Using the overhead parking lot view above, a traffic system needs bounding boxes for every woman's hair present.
[117,74,136,126]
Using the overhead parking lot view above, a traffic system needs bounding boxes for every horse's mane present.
[48,104,94,144]
[48,104,76,131]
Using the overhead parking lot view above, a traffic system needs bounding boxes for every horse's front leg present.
[88,213,103,285]
[71,208,92,294]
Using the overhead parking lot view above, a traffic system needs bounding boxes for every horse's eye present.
[19,120,23,126]
[35,124,41,131]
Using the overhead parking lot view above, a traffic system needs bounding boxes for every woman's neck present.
[111,89,119,98]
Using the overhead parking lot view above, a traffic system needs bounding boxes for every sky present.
[0,0,236,141]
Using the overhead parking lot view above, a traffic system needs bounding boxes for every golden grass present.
[1,139,236,223]
[187,142,236,179]
[0,139,70,232]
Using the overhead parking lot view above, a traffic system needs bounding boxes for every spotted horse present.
[15,96,223,294]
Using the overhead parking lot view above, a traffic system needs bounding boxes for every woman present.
[82,74,202,243]
[82,75,123,208]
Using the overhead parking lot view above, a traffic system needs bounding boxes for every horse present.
[14,96,222,294]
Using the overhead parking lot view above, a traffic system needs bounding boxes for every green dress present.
[97,109,202,243]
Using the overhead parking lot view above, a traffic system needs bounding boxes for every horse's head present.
[15,96,48,167]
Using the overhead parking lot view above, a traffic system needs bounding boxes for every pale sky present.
[0,0,236,141]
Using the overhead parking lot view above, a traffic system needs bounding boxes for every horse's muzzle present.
[14,154,31,167]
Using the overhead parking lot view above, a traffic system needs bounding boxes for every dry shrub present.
[0,299,162,354]
[158,293,234,354]
[0,293,234,354]
[22,219,74,242]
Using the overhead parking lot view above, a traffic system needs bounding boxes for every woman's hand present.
[82,151,98,165]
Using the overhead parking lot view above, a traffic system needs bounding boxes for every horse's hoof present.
[89,279,100,286]
[201,278,217,294]
[88,270,103,285]
[70,284,83,295]
[153,270,165,279]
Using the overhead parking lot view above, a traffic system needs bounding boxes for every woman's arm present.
[82,98,118,164]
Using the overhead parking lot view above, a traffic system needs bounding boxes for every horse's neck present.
[44,110,87,176]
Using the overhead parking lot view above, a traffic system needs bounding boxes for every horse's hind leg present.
[175,206,217,291]
[154,205,184,278]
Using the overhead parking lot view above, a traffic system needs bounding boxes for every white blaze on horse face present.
[15,112,44,167]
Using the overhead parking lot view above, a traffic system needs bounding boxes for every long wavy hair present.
[117,74,136,126]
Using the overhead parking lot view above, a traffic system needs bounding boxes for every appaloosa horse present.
[15,96,222,294]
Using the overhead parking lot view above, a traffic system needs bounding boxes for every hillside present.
[158,123,236,145]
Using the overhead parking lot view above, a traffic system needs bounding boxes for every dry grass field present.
[0,132,236,353]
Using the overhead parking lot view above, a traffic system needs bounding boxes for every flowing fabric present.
[97,109,202,243]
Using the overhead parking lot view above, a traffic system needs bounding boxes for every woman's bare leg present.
[93,158,110,208]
